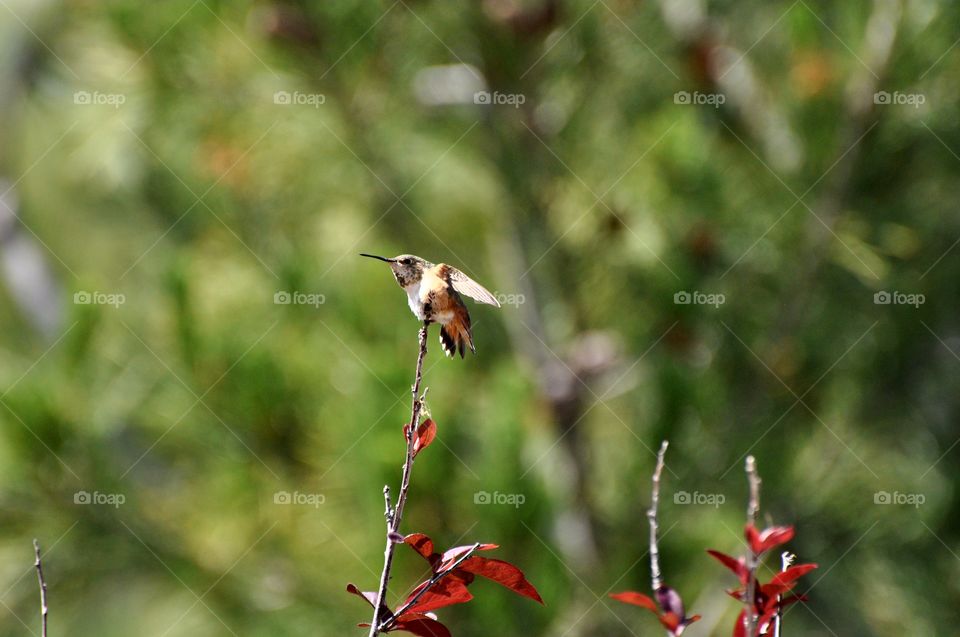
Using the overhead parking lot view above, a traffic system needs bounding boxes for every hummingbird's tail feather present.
[439,309,475,359]
[439,326,457,358]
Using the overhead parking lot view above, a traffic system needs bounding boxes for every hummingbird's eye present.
[402,259,412,265]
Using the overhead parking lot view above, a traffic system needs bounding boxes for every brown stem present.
[744,456,761,637]
[368,323,430,637]
[381,543,481,632]
[33,539,47,637]
[647,440,669,592]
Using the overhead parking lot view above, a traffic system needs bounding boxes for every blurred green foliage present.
[0,0,958,635]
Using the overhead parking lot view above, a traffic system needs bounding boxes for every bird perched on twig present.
[360,254,501,358]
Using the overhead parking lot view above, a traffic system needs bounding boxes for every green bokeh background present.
[0,1,957,635]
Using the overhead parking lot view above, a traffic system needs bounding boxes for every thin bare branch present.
[744,456,761,636]
[383,486,394,525]
[368,322,430,637]
[33,539,48,637]
[647,440,669,592]
[746,455,760,524]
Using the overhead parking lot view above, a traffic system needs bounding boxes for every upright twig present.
[368,322,430,637]
[647,440,669,593]
[743,456,761,637]
[745,456,760,525]
[773,551,796,637]
[33,539,47,637]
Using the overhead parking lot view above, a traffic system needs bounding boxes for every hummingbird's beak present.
[359,253,395,263]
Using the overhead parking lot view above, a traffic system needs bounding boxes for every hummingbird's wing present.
[440,264,501,307]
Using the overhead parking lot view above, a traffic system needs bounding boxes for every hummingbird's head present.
[359,253,432,288]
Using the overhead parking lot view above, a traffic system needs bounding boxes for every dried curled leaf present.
[402,419,438,458]
[611,587,699,636]
[413,419,437,457]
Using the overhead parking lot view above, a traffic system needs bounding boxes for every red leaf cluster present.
[404,533,543,606]
[610,586,701,636]
[708,523,818,637]
[348,532,542,636]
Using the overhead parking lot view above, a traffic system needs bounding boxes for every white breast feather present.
[405,282,425,320]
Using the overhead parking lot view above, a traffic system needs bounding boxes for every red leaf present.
[658,612,701,635]
[768,563,818,588]
[459,556,544,604]
[732,610,747,637]
[609,591,658,612]
[412,419,437,457]
[754,592,807,617]
[390,615,452,637]
[660,611,682,631]
[405,534,437,561]
[779,593,808,608]
[746,524,794,554]
[439,543,498,566]
[346,583,377,609]
[760,581,795,600]
[401,574,474,614]
[707,550,748,582]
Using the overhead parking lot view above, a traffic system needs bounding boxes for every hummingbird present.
[360,253,501,358]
